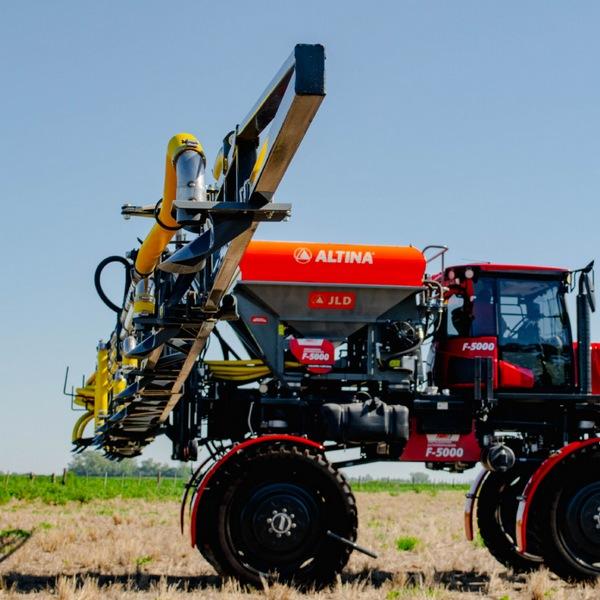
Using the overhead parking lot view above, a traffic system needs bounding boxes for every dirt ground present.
[1,491,599,600]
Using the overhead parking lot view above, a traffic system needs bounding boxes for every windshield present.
[497,277,573,388]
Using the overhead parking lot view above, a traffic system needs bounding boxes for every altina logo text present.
[293,247,375,265]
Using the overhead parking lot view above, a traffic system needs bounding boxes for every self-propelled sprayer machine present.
[67,45,600,585]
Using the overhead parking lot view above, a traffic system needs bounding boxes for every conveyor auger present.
[69,44,325,458]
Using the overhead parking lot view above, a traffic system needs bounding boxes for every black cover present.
[321,399,409,443]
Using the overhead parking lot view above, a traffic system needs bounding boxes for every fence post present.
[62,468,68,485]
[51,473,56,484]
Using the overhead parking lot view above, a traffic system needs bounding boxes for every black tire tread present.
[194,441,357,586]
[476,469,543,573]
[536,449,600,582]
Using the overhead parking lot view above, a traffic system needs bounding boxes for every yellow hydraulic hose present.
[71,411,94,443]
[135,133,205,276]
[205,360,301,382]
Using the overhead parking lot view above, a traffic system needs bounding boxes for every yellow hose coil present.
[205,360,301,382]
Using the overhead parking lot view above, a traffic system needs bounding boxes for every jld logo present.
[313,295,353,307]
[308,291,356,310]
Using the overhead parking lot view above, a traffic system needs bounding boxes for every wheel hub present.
[267,508,296,536]
[240,483,319,557]
[575,489,600,545]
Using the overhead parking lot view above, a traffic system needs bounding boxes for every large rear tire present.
[537,451,600,582]
[195,442,357,586]
[477,468,543,573]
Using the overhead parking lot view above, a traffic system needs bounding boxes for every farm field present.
[1,479,600,600]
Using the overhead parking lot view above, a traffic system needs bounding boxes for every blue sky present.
[1,2,599,478]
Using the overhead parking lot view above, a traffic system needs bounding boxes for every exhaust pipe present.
[577,261,595,395]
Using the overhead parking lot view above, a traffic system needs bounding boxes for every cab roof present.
[447,263,569,276]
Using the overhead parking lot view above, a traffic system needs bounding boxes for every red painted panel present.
[498,360,535,388]
[571,342,600,392]
[400,420,481,462]
[434,337,498,390]
[289,338,335,374]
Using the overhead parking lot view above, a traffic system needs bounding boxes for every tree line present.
[68,451,191,477]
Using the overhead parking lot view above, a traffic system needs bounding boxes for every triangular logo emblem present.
[293,247,312,264]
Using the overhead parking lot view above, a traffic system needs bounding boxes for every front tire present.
[477,468,543,573]
[196,442,357,586]
[538,451,600,582]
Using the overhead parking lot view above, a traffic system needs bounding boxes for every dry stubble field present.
[2,490,600,600]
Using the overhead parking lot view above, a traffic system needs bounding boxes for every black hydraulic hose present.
[94,255,132,313]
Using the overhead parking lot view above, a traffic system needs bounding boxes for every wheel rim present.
[230,482,322,572]
[559,481,600,570]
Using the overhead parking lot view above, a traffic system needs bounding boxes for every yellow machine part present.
[73,372,96,408]
[133,300,155,314]
[205,360,301,382]
[212,147,225,181]
[135,133,205,276]
[74,388,94,406]
[71,411,94,443]
[110,356,137,414]
[249,139,268,183]
[71,353,138,443]
[94,347,110,427]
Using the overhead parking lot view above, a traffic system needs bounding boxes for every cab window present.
[445,279,496,338]
[447,294,468,337]
[497,278,572,389]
